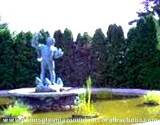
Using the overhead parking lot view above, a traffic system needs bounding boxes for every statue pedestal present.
[35,85,61,92]
[35,77,64,92]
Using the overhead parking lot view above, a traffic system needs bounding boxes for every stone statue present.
[31,33,64,92]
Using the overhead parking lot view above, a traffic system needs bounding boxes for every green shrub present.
[2,101,31,118]
[144,91,160,105]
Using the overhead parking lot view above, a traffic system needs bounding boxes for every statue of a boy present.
[31,33,64,86]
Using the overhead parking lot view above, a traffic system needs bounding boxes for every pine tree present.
[91,28,106,87]
[105,24,126,87]
[126,15,159,88]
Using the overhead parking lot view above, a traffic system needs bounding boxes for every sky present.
[0,0,143,39]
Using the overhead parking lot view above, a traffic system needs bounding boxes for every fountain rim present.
[0,88,157,98]
[7,87,86,98]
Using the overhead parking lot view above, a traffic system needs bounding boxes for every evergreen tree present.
[0,24,14,88]
[126,15,159,88]
[76,33,83,43]
[91,28,106,87]
[63,28,73,43]
[12,32,38,88]
[105,24,126,87]
[62,28,73,54]
[54,30,63,48]
[53,30,65,83]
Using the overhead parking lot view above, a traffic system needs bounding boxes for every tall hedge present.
[126,15,160,89]
[1,17,160,89]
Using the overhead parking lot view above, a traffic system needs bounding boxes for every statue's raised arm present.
[31,33,44,62]
[31,33,39,48]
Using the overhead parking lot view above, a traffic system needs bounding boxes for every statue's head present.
[46,37,55,46]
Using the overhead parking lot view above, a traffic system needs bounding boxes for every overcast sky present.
[0,0,143,39]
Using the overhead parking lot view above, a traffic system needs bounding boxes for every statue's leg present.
[40,61,46,84]
[48,61,56,84]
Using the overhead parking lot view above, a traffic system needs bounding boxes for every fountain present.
[8,33,85,112]
[31,33,64,92]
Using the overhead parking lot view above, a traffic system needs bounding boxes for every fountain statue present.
[31,33,64,92]
[7,33,86,112]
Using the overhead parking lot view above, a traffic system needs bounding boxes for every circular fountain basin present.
[7,87,86,112]
[3,88,150,112]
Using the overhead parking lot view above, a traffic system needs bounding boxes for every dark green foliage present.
[0,16,160,89]
[0,25,38,89]
[60,28,73,55]
[11,32,38,88]
[55,29,91,87]
[76,33,83,43]
[63,28,73,44]
[54,28,74,86]
[138,57,160,89]
[76,32,91,47]
[91,28,106,87]
[54,30,63,48]
[0,25,14,88]
[126,15,160,89]
[105,24,127,87]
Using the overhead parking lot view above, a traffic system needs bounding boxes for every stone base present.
[18,95,77,112]
[8,87,86,112]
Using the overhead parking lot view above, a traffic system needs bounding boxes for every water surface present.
[0,96,160,125]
